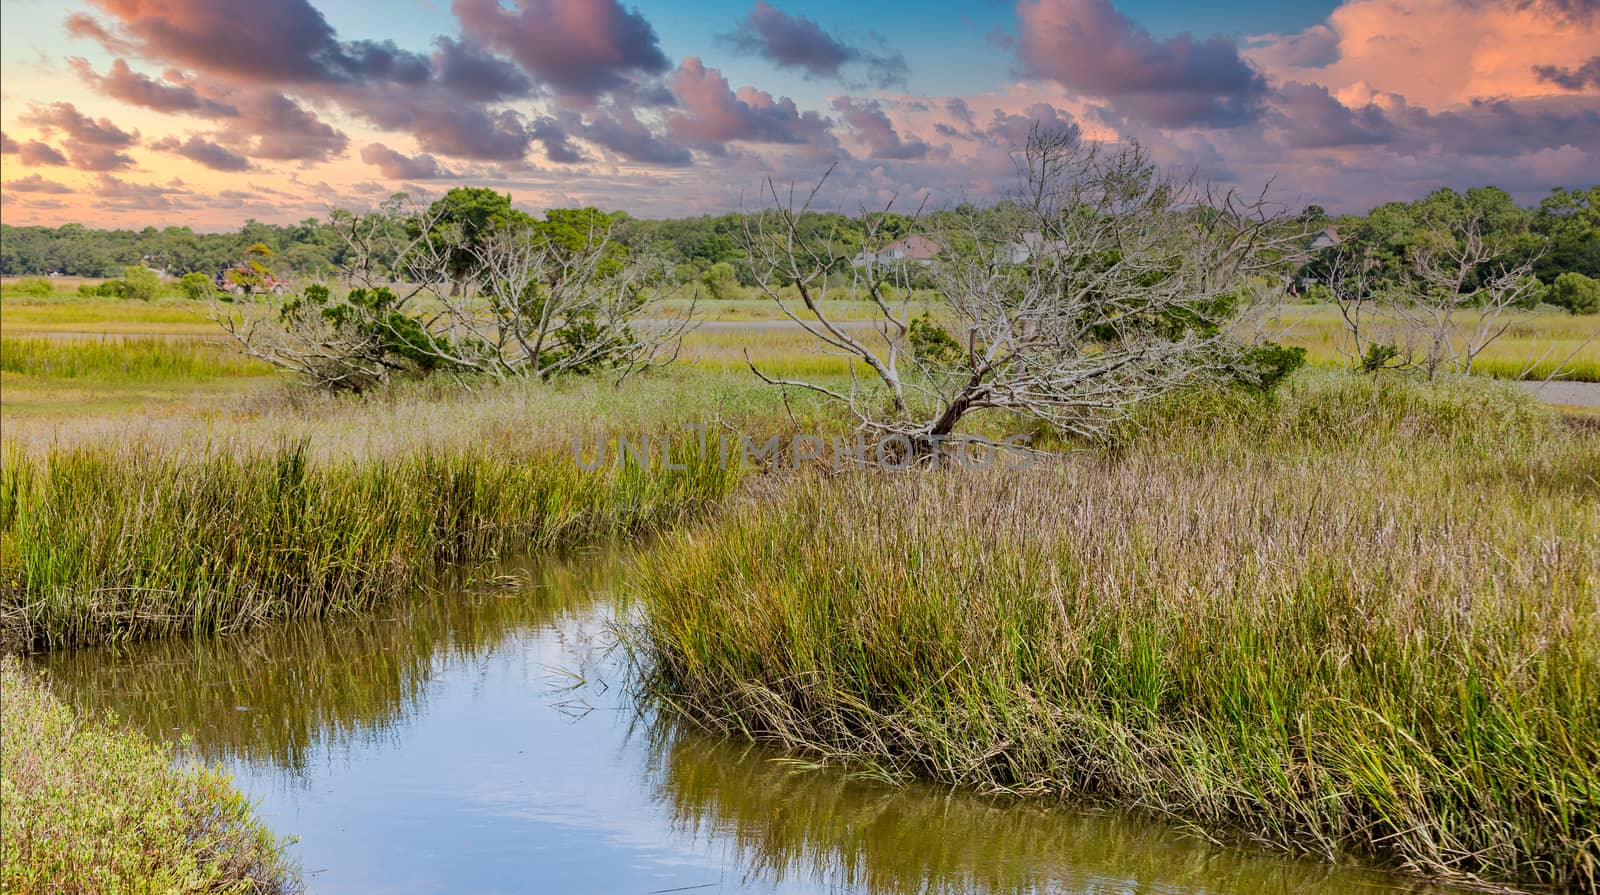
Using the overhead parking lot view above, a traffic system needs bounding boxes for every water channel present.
[35,550,1474,895]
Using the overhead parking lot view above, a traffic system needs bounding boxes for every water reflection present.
[38,554,615,775]
[36,551,1468,895]
[647,724,1453,895]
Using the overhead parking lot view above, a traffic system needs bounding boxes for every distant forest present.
[2,185,1595,286]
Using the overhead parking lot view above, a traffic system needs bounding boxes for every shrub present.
[121,265,162,301]
[81,279,129,298]
[0,657,301,893]
[1549,271,1600,315]
[1234,340,1306,392]
[1511,275,1547,310]
[1300,283,1333,304]
[7,277,53,297]
[701,261,740,300]
[178,271,216,301]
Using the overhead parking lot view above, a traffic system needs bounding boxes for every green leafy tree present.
[121,265,162,301]
[1548,271,1600,314]
[1531,187,1600,282]
[701,261,740,300]
[417,188,522,295]
[223,243,277,295]
[177,271,216,301]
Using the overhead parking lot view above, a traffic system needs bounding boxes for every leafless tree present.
[209,196,691,391]
[742,127,1298,454]
[1327,220,1541,380]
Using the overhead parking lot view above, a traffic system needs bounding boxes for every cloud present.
[70,0,430,84]
[151,135,253,171]
[1248,0,1600,109]
[1015,0,1269,128]
[1534,55,1600,90]
[92,173,196,210]
[432,37,536,101]
[4,139,70,167]
[215,91,348,163]
[830,97,928,159]
[360,142,459,179]
[20,102,140,170]
[1245,24,1341,69]
[5,174,75,194]
[341,83,536,161]
[563,104,693,166]
[1272,81,1397,147]
[530,117,588,163]
[454,0,671,98]
[68,58,238,117]
[22,102,139,147]
[664,58,834,151]
[720,2,908,88]
[1385,94,1600,157]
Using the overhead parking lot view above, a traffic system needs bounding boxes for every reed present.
[0,438,738,651]
[629,371,1600,890]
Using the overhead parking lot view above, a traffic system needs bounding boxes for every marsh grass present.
[0,437,739,651]
[0,295,218,334]
[1269,305,1600,382]
[1,336,271,381]
[630,371,1600,890]
[0,657,300,894]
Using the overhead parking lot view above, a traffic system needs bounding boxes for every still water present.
[37,551,1469,895]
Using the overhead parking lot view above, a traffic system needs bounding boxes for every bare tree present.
[743,127,1298,454]
[1327,219,1541,380]
[210,196,692,391]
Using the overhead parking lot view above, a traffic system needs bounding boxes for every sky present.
[0,0,1595,229]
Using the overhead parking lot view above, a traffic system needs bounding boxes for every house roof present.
[879,235,942,259]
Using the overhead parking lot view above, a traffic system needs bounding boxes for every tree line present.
[3,184,1595,292]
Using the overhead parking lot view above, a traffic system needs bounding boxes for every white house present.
[1003,231,1068,263]
[851,235,943,268]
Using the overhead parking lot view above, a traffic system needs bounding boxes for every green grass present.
[0,336,281,421]
[1,295,218,334]
[1,336,271,381]
[0,437,740,651]
[1,657,300,894]
[628,371,1600,891]
[1268,304,1600,382]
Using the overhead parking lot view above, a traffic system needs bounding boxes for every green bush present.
[7,277,53,297]
[701,261,740,300]
[121,265,162,301]
[81,280,128,298]
[178,271,216,301]
[1549,271,1600,315]
[1235,340,1307,391]
[1300,283,1333,304]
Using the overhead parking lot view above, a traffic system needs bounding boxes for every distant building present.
[1003,231,1068,263]
[1308,227,1341,251]
[851,235,942,268]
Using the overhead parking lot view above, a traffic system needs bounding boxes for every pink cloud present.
[664,58,834,151]
[1015,0,1268,127]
